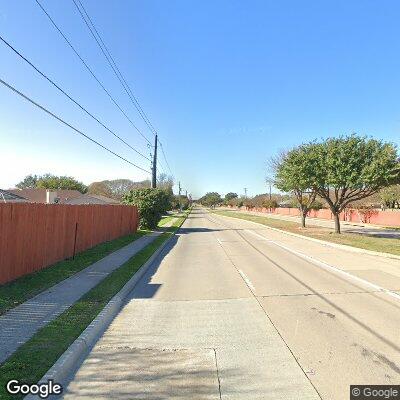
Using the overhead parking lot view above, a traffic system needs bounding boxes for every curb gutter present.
[25,229,180,400]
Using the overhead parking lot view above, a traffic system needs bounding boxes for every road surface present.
[62,207,400,400]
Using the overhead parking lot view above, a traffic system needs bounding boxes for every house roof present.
[64,194,120,205]
[8,189,82,203]
[0,189,28,202]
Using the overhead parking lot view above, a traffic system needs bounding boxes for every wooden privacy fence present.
[0,203,139,285]
[236,206,400,227]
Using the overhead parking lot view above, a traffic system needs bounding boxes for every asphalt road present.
[62,207,400,400]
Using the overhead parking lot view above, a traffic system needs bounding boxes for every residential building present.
[7,188,82,204]
[0,189,28,203]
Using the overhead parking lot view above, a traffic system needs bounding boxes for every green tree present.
[17,173,87,193]
[308,135,399,233]
[157,173,174,210]
[380,185,400,209]
[225,192,238,202]
[36,174,87,193]
[199,192,222,208]
[173,194,190,210]
[274,147,318,228]
[16,174,38,189]
[123,188,171,229]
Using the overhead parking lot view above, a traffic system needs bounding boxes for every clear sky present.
[1,0,400,198]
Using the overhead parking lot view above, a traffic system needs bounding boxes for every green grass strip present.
[158,215,175,226]
[0,214,188,400]
[213,210,400,256]
[0,231,149,316]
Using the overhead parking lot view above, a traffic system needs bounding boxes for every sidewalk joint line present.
[213,348,222,400]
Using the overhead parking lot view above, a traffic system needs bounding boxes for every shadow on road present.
[63,346,240,400]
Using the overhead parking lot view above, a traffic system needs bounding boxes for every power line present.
[79,0,157,136]
[157,159,168,175]
[72,0,176,184]
[0,78,151,174]
[0,35,151,163]
[72,0,157,137]
[35,0,152,145]
[159,140,172,174]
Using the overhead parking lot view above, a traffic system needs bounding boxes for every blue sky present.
[1,0,400,198]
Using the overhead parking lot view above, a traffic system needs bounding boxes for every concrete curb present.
[25,228,180,400]
[216,212,400,261]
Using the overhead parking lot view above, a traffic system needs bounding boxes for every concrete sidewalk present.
[0,232,162,364]
[221,208,400,238]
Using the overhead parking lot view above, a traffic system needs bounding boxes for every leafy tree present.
[173,195,190,210]
[380,185,400,209]
[199,192,222,208]
[157,173,174,209]
[225,192,238,202]
[87,181,114,198]
[123,188,171,229]
[17,173,87,193]
[87,179,151,200]
[16,174,38,189]
[36,174,87,193]
[308,135,399,233]
[274,147,318,228]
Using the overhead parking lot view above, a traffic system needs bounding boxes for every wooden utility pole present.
[151,134,158,188]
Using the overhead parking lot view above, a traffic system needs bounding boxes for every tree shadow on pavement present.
[62,346,245,400]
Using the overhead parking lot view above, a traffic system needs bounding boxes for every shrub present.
[123,188,171,229]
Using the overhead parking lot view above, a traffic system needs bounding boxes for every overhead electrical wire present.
[157,159,168,175]
[35,0,176,182]
[0,78,151,174]
[72,0,158,137]
[159,140,172,174]
[34,0,152,146]
[72,0,177,182]
[0,35,151,163]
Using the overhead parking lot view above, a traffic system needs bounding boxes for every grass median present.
[213,210,400,257]
[0,213,188,400]
[0,230,148,316]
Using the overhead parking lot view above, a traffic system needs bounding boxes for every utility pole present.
[178,181,182,211]
[151,134,158,188]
